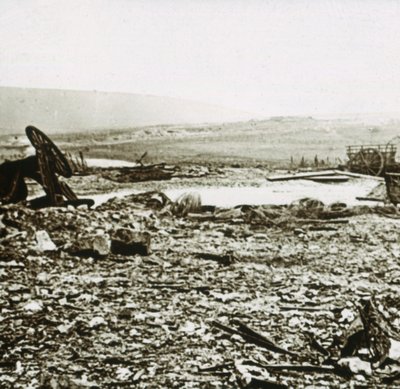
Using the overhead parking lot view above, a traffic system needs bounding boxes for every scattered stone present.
[337,357,372,376]
[72,233,111,257]
[111,228,151,256]
[35,230,57,252]
[89,316,107,328]
[91,234,111,256]
[2,181,400,387]
[23,300,43,313]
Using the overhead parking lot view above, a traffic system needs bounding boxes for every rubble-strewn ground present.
[2,166,400,388]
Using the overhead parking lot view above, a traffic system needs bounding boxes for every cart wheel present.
[25,126,72,178]
[349,148,384,176]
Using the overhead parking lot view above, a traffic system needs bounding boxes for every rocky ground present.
[2,166,400,388]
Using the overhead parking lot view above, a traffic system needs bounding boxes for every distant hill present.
[0,86,254,133]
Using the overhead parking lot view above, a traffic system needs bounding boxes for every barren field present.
[43,116,400,168]
[2,120,400,388]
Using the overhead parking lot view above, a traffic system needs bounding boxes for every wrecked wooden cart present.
[0,125,93,208]
[346,144,397,176]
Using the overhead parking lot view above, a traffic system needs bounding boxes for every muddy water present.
[166,179,380,207]
[87,158,382,207]
[86,158,139,168]
[92,179,380,207]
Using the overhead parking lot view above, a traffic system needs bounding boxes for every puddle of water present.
[86,158,138,168]
[84,159,381,207]
[165,179,380,207]
[91,179,380,207]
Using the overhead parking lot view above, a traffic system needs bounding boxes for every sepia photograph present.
[1,0,400,387]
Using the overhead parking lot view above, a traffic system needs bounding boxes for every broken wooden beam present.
[266,170,337,182]
[333,170,384,181]
[297,218,349,224]
[305,175,349,183]
[213,320,297,356]
[268,169,385,182]
[195,252,238,266]
[241,359,352,379]
[245,360,336,374]
[356,197,384,202]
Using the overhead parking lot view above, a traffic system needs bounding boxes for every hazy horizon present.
[3,84,400,121]
[1,0,400,117]
[0,86,259,132]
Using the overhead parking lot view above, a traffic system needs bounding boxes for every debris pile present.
[98,164,211,184]
[211,295,400,387]
[100,163,176,183]
[1,187,400,387]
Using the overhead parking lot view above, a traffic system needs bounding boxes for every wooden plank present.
[297,219,349,224]
[266,170,337,182]
[356,197,384,202]
[306,176,349,183]
[333,170,384,181]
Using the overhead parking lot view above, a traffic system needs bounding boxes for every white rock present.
[129,328,140,337]
[70,375,98,387]
[23,301,43,313]
[15,360,23,374]
[339,308,355,323]
[337,357,372,376]
[288,317,302,327]
[35,230,56,252]
[389,339,400,361]
[116,367,132,381]
[89,316,106,328]
[210,291,242,303]
[180,321,197,334]
[92,234,111,256]
[36,272,49,283]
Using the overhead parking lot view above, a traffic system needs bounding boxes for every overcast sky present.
[0,0,399,116]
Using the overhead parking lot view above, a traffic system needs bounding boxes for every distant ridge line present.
[0,86,255,133]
